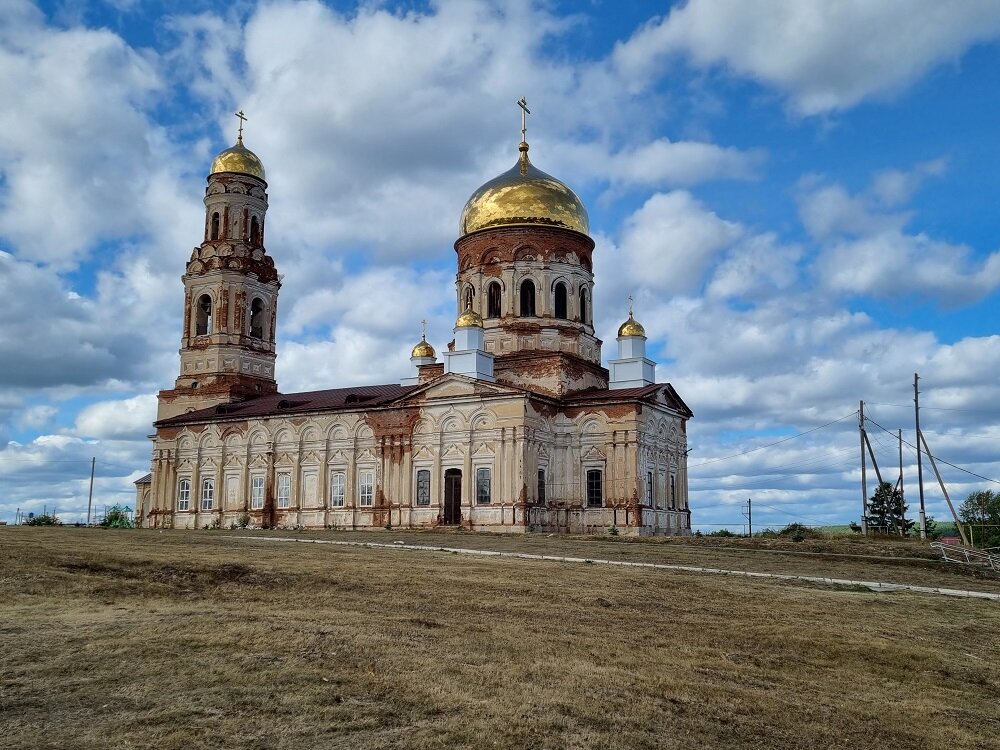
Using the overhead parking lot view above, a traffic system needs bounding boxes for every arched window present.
[520,279,536,317]
[487,282,502,318]
[249,215,260,246]
[195,294,212,336]
[464,285,475,311]
[210,212,220,240]
[249,298,264,339]
[579,288,589,325]
[554,282,567,319]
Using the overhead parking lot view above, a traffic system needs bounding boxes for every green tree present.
[958,490,1000,549]
[99,505,135,529]
[866,481,912,536]
[23,513,58,526]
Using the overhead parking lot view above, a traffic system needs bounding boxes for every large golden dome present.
[459,142,588,237]
[210,135,266,180]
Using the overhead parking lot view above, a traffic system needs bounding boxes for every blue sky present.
[2,0,999,530]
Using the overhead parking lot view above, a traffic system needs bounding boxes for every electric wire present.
[687,410,858,469]
[865,414,1000,485]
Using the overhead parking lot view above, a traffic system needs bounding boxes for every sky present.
[1,0,999,531]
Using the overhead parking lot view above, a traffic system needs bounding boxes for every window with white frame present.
[476,467,491,505]
[250,475,265,509]
[646,471,654,506]
[177,478,191,511]
[201,478,215,511]
[277,473,291,508]
[537,468,546,505]
[330,471,346,507]
[359,470,374,506]
[416,469,430,506]
[586,469,603,507]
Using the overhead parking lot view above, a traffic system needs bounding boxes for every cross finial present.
[628,294,634,317]
[421,319,427,340]
[234,110,248,142]
[517,97,530,143]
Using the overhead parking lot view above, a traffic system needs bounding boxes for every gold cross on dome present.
[421,319,427,340]
[235,110,247,140]
[518,97,530,142]
[628,294,634,317]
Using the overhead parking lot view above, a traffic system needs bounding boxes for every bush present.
[100,505,134,529]
[707,529,737,537]
[778,522,819,542]
[23,514,58,526]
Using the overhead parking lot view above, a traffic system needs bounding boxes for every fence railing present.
[931,542,999,571]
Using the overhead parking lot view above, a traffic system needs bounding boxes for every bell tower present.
[157,113,281,421]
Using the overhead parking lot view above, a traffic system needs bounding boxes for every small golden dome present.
[618,312,646,338]
[210,135,266,180]
[411,337,435,359]
[459,142,589,237]
[455,306,484,328]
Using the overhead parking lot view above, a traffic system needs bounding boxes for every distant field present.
[2,528,998,750]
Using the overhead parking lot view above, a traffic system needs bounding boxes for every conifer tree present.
[866,481,912,536]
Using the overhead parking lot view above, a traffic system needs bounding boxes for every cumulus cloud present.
[0,3,166,267]
[614,191,742,293]
[613,0,1000,115]
[74,394,157,440]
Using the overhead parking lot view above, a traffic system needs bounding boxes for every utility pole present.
[914,374,927,540]
[746,498,752,537]
[898,429,905,537]
[860,400,868,535]
[86,457,96,526]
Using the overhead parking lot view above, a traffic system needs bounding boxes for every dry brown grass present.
[1,528,998,750]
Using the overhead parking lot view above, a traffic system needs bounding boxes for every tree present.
[866,481,912,536]
[958,490,1000,549]
[23,513,58,526]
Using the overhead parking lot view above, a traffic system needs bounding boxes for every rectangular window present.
[416,469,430,506]
[476,467,491,505]
[201,478,215,511]
[646,471,653,506]
[670,474,676,509]
[359,470,374,506]
[177,479,191,511]
[537,469,546,505]
[586,469,603,508]
[330,472,346,507]
[250,475,265,509]
[277,473,291,508]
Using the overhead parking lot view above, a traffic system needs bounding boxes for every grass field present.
[2,528,999,750]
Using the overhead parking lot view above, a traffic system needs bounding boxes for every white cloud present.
[74,394,157,440]
[555,138,765,190]
[818,231,1000,303]
[614,191,742,294]
[0,5,165,267]
[613,0,1000,115]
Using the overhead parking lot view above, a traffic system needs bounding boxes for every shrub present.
[23,514,58,526]
[708,529,737,537]
[100,505,134,529]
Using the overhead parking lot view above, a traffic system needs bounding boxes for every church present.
[136,106,693,535]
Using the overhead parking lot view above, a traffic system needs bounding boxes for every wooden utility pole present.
[913,374,927,540]
[860,401,868,535]
[897,429,906,537]
[86,457,96,526]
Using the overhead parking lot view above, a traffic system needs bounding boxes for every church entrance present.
[444,469,462,525]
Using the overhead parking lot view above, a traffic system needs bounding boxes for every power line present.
[865,414,1000,486]
[688,411,858,469]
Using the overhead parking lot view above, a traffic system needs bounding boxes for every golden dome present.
[210,136,266,180]
[618,312,646,338]
[455,306,484,328]
[411,336,435,359]
[459,142,589,237]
